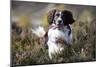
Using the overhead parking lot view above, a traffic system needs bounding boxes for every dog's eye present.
[56,14,60,17]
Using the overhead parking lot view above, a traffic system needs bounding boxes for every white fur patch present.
[47,25,72,59]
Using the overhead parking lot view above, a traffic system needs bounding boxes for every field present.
[11,1,96,66]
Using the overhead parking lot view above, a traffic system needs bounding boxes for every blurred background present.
[11,1,96,66]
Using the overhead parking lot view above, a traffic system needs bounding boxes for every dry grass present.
[11,9,96,66]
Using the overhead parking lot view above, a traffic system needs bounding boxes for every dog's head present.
[47,9,75,26]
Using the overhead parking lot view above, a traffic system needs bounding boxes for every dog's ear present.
[62,10,75,25]
[47,9,57,25]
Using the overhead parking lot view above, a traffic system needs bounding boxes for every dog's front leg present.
[48,50,52,59]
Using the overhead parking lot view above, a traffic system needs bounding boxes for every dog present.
[31,9,75,60]
[47,9,75,59]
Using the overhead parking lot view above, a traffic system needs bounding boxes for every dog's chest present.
[47,26,72,59]
[48,28,69,42]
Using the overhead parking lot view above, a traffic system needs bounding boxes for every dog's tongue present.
[49,24,63,29]
[57,24,63,27]
[49,24,56,29]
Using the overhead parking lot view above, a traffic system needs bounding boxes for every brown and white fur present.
[46,9,75,59]
[32,9,75,60]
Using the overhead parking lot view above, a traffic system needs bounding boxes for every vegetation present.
[11,8,96,67]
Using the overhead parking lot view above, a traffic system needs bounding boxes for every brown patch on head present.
[47,9,75,25]
[47,9,57,25]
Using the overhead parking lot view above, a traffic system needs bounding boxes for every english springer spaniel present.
[32,9,75,60]
[47,9,75,59]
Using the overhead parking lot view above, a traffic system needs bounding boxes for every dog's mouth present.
[56,24,64,28]
[50,24,64,29]
[57,24,62,26]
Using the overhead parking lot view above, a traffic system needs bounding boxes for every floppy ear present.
[47,9,57,25]
[62,10,75,25]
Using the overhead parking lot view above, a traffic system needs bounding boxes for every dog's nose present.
[58,20,62,24]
